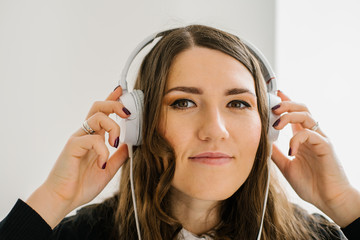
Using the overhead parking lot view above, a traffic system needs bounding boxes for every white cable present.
[256,153,272,240]
[128,144,142,240]
[129,142,270,240]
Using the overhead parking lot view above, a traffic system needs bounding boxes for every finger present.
[271,144,291,175]
[277,90,291,101]
[272,112,326,137]
[288,129,328,157]
[275,90,303,133]
[68,135,110,169]
[272,111,310,135]
[272,101,310,134]
[73,112,120,147]
[85,100,131,120]
[106,85,123,101]
[104,143,129,175]
[272,112,316,131]
[271,101,310,115]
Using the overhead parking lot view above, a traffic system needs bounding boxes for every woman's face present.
[158,47,262,201]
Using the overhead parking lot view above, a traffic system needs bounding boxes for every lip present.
[189,152,233,166]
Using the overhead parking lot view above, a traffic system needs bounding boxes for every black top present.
[0,197,359,240]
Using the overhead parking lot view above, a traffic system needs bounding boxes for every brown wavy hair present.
[112,25,334,240]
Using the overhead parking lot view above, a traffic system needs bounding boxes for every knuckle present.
[281,101,289,109]
[280,113,289,122]
[90,113,106,127]
[304,111,311,118]
[289,134,299,145]
[65,136,83,152]
[91,101,101,109]
[93,134,104,143]
[300,103,309,112]
[295,129,309,139]
[94,111,106,118]
[297,113,306,119]
[66,136,77,146]
[303,128,312,134]
[111,118,120,131]
[99,142,110,156]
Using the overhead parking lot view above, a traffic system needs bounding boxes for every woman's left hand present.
[271,90,360,227]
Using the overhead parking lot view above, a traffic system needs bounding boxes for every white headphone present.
[116,28,281,240]
[117,30,281,146]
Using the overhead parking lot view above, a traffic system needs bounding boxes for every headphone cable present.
[129,144,142,240]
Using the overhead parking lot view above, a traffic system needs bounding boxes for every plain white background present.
[1,0,359,222]
[0,0,276,218]
[275,0,360,214]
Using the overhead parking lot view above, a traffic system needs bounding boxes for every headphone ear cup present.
[117,90,144,146]
[268,93,281,142]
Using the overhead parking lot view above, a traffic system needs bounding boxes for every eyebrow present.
[164,86,256,96]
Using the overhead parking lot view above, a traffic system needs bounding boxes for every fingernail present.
[288,148,292,156]
[272,119,280,127]
[122,107,131,115]
[114,137,119,148]
[271,104,281,111]
[113,85,121,92]
[102,162,107,169]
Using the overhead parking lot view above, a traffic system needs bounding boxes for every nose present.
[197,107,230,142]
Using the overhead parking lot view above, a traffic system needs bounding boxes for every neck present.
[169,187,220,236]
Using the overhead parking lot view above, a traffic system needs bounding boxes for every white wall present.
[276,0,360,215]
[0,0,275,219]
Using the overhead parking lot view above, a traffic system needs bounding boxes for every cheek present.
[159,112,194,157]
[230,115,262,190]
[233,114,262,154]
[170,114,263,201]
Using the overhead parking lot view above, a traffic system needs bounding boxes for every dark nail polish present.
[114,137,119,148]
[102,162,107,169]
[122,107,131,115]
[288,148,292,156]
[113,85,121,92]
[273,119,280,127]
[271,104,281,111]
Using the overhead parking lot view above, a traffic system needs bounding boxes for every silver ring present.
[311,121,319,131]
[82,120,95,134]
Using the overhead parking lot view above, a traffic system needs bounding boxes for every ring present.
[310,121,319,131]
[82,120,95,134]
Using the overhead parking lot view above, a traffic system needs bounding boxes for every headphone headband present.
[118,29,277,94]
[119,32,158,92]
[240,38,277,94]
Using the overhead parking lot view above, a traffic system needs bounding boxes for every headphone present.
[117,29,281,146]
[116,27,281,240]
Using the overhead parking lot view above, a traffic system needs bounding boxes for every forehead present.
[166,47,255,92]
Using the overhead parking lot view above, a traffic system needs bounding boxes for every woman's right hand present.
[26,86,131,228]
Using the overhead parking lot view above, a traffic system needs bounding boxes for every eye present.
[170,99,196,110]
[227,100,251,109]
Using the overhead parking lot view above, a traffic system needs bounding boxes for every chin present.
[195,184,241,201]
[172,179,243,202]
[171,166,250,201]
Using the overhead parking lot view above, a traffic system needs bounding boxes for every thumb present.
[271,143,290,176]
[105,143,129,177]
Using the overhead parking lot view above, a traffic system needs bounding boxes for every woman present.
[1,25,359,239]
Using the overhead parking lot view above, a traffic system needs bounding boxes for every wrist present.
[26,184,74,229]
[320,187,360,228]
